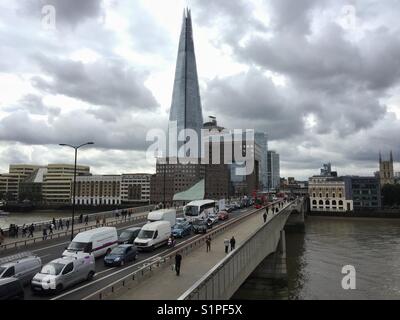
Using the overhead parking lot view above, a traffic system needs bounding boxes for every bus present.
[183,200,217,223]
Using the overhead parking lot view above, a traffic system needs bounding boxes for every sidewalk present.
[0,214,144,247]
[115,207,281,300]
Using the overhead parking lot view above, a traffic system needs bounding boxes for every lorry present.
[147,209,176,227]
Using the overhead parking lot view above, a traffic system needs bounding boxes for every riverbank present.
[307,210,400,219]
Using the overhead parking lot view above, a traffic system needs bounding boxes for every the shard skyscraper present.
[168,8,203,158]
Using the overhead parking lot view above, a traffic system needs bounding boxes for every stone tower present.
[379,151,394,186]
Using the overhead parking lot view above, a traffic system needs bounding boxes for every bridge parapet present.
[178,201,296,300]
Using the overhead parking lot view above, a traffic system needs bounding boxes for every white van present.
[147,209,176,227]
[63,227,118,258]
[134,221,171,251]
[31,253,95,294]
[0,253,42,286]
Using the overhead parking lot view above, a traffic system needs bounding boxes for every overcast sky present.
[0,0,399,180]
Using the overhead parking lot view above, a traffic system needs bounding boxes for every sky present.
[0,0,399,180]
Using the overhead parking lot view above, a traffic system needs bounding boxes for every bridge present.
[0,198,305,300]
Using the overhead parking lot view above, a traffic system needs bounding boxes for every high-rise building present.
[379,151,394,186]
[267,151,280,190]
[168,8,203,157]
[255,132,268,191]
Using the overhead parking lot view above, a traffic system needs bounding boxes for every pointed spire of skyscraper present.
[390,150,393,163]
[168,8,203,158]
[379,151,382,163]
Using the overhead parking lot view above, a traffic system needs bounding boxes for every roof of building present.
[173,179,205,201]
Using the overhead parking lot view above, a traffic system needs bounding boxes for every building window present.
[339,200,343,206]
[325,200,330,205]
[319,200,323,205]
[312,200,317,205]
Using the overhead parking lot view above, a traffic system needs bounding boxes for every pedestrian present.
[96,216,100,227]
[52,217,56,227]
[230,236,236,251]
[175,252,182,276]
[49,223,53,235]
[84,215,89,225]
[66,219,70,230]
[28,224,34,238]
[22,224,26,237]
[276,207,279,213]
[206,235,211,252]
[79,214,83,224]
[102,216,106,227]
[224,238,230,254]
[58,218,63,230]
[15,225,19,238]
[0,228,4,245]
[42,228,47,240]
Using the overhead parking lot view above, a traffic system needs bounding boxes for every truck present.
[147,209,176,227]
[134,221,171,251]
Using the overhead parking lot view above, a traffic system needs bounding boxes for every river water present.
[233,216,400,300]
[285,216,400,299]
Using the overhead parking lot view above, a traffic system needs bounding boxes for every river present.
[234,216,400,300]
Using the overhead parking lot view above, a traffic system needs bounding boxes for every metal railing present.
[179,200,299,300]
[84,201,285,300]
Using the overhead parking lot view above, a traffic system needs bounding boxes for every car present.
[206,213,219,227]
[233,202,241,210]
[0,278,24,300]
[192,219,208,234]
[175,217,188,226]
[224,205,234,213]
[104,244,137,267]
[118,227,141,244]
[134,221,171,251]
[218,211,229,221]
[31,253,95,294]
[171,223,191,238]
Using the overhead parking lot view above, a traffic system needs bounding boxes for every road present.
[5,206,255,300]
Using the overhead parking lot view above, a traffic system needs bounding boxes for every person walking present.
[58,218,63,230]
[42,228,47,241]
[206,236,211,252]
[28,224,34,238]
[22,224,26,237]
[102,216,106,227]
[66,219,70,230]
[230,236,236,251]
[95,216,100,228]
[15,225,19,238]
[175,252,182,276]
[79,214,83,224]
[52,217,56,227]
[84,215,89,226]
[49,223,54,235]
[263,212,267,223]
[224,238,230,254]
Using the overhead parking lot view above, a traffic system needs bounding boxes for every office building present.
[121,174,151,203]
[75,175,121,205]
[267,151,280,190]
[343,176,381,210]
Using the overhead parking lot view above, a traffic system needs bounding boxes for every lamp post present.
[59,142,94,241]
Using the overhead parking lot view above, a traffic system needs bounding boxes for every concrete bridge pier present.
[232,229,289,300]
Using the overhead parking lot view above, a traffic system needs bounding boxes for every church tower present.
[379,151,394,186]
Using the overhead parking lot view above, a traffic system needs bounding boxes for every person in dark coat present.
[66,220,70,230]
[175,252,182,276]
[79,214,83,224]
[84,215,89,225]
[42,228,47,240]
[263,212,267,223]
[230,236,236,251]
[28,224,34,238]
[206,236,211,252]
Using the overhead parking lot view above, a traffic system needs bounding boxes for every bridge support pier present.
[232,230,288,300]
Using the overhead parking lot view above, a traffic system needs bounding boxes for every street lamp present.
[59,142,94,241]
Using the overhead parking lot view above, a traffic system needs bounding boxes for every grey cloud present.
[31,54,159,111]
[22,0,103,28]
[4,94,61,116]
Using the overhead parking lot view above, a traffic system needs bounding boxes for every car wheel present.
[87,271,95,281]
[56,284,63,293]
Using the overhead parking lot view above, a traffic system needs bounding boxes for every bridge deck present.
[114,206,281,300]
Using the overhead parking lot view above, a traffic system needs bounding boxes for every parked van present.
[0,278,24,300]
[63,227,118,258]
[0,252,42,285]
[134,221,171,251]
[147,209,176,227]
[31,253,95,294]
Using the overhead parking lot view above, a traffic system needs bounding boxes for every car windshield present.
[184,206,199,217]
[40,263,65,275]
[68,242,87,251]
[138,230,154,239]
[119,231,133,239]
[110,247,126,255]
